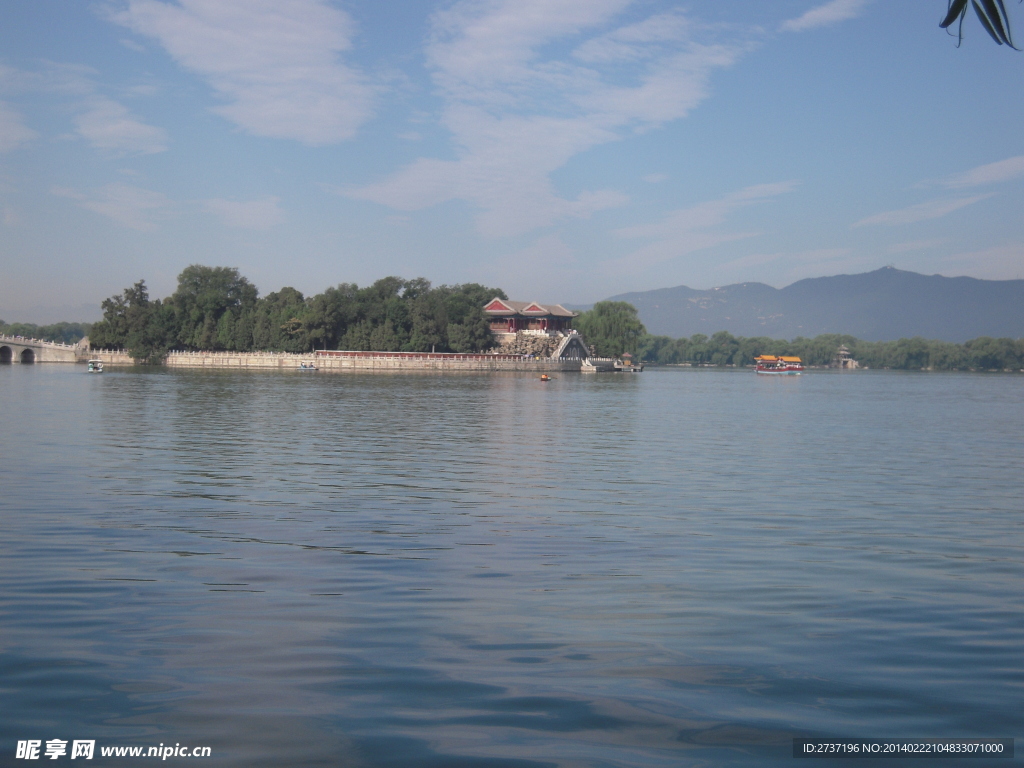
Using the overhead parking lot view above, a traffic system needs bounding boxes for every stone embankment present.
[88,349,581,372]
[315,350,578,372]
[495,332,561,357]
[86,351,135,365]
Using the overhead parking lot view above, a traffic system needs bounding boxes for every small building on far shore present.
[832,344,859,369]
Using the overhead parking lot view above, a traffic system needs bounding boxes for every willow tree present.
[574,301,647,358]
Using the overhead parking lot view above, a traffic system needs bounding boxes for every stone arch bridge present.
[0,334,83,363]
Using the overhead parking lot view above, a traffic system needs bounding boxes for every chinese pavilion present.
[483,299,577,336]
[483,298,590,360]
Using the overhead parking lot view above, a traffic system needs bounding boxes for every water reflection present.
[1,366,1022,766]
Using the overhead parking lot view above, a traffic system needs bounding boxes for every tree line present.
[89,265,507,362]
[573,300,1023,371]
[641,331,1024,371]
[21,279,1022,371]
[0,320,91,345]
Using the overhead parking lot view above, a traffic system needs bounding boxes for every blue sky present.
[1,0,1022,321]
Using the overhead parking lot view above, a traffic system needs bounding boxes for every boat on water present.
[754,355,803,375]
[86,359,103,373]
[613,353,643,372]
[297,362,318,371]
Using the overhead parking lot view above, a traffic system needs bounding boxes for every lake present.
[1,365,1022,766]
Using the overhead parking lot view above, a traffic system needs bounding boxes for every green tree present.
[369,319,404,351]
[340,320,373,351]
[442,283,506,352]
[0,321,91,344]
[89,280,172,362]
[966,336,1020,369]
[574,301,647,357]
[304,283,359,350]
[251,287,308,352]
[171,265,259,350]
[405,291,444,352]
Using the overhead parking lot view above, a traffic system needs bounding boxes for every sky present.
[1,0,1023,322]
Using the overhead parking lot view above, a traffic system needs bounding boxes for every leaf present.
[979,0,1015,43]
[972,0,1005,43]
[984,0,1019,47]
[940,0,969,28]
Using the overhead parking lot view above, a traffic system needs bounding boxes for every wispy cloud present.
[203,196,284,229]
[74,96,168,156]
[941,155,1024,188]
[0,101,36,152]
[1,62,166,156]
[112,0,375,145]
[53,183,171,230]
[347,107,629,237]
[780,0,869,33]
[0,61,95,97]
[852,195,990,227]
[120,37,146,52]
[347,1,745,237]
[609,181,798,269]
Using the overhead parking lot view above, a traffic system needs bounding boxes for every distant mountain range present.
[603,268,1024,342]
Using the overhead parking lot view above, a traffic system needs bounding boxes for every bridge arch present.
[0,345,11,363]
[20,348,35,363]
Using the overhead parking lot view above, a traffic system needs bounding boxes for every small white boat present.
[297,362,318,371]
[87,359,104,373]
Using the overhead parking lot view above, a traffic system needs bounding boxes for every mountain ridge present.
[603,267,1024,342]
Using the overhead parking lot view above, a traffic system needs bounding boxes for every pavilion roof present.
[483,298,577,317]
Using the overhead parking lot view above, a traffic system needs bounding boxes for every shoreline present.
[85,349,584,373]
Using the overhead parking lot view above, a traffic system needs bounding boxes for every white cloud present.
[2,63,166,156]
[942,155,1024,188]
[349,1,743,237]
[348,106,628,237]
[0,101,36,152]
[0,61,96,97]
[53,183,171,231]
[853,195,991,227]
[426,0,631,102]
[574,11,692,64]
[780,0,869,33]
[617,182,798,238]
[203,196,284,229]
[609,181,798,270]
[74,96,168,155]
[112,0,374,145]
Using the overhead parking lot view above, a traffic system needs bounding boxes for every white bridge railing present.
[0,333,80,349]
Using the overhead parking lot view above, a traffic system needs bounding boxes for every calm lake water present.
[1,365,1022,766]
